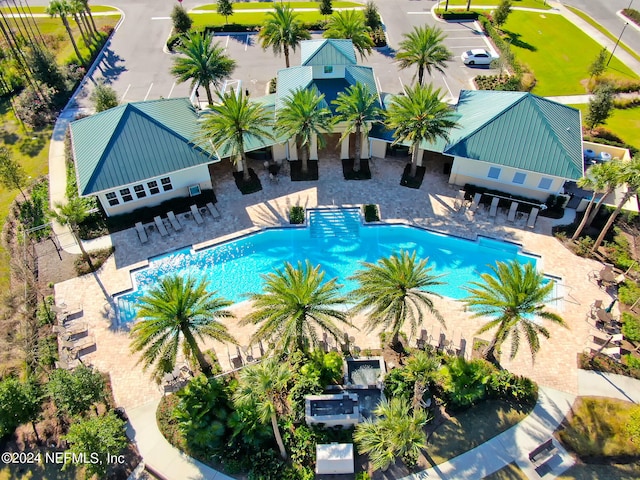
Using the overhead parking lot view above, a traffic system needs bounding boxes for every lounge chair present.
[53,322,88,337]
[507,202,519,222]
[190,204,204,225]
[489,197,499,217]
[454,190,466,211]
[206,202,220,220]
[527,207,539,228]
[468,193,482,212]
[167,211,182,231]
[60,334,95,354]
[135,222,148,244]
[154,216,168,236]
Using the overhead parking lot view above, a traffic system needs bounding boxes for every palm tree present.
[51,198,92,269]
[462,260,567,368]
[78,0,98,34]
[349,250,445,348]
[276,87,333,175]
[384,83,458,178]
[242,260,351,353]
[396,25,452,86]
[171,31,236,106]
[324,10,373,59]
[233,359,292,459]
[130,275,237,379]
[47,0,83,63]
[198,90,274,183]
[332,82,380,172]
[591,156,640,252]
[259,4,310,68]
[354,397,429,471]
[571,160,621,241]
[68,0,89,45]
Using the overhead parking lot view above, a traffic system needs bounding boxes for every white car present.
[461,49,498,66]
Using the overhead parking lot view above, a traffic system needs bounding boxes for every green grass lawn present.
[502,11,638,96]
[565,6,640,63]
[441,0,551,10]
[557,463,640,480]
[0,5,119,14]
[191,10,325,28]
[0,461,82,480]
[568,104,640,149]
[426,400,531,465]
[195,1,361,10]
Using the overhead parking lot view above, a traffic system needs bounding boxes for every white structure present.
[316,443,354,475]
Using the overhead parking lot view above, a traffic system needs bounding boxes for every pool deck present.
[54,154,611,411]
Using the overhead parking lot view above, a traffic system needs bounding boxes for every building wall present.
[96,164,213,217]
[310,64,346,79]
[449,157,566,201]
[370,139,387,158]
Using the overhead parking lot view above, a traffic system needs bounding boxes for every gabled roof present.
[444,90,583,179]
[301,39,357,66]
[70,98,214,196]
[275,66,314,110]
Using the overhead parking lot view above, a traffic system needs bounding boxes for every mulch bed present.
[289,160,319,181]
[342,158,372,180]
[400,163,426,189]
[232,168,262,194]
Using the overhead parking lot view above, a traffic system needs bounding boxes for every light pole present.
[607,22,629,66]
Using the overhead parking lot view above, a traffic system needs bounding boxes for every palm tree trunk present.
[571,195,597,241]
[204,83,214,105]
[182,327,212,376]
[466,0,471,11]
[591,189,634,252]
[61,16,84,62]
[484,339,501,368]
[410,141,420,177]
[31,421,41,444]
[80,11,94,40]
[301,139,309,174]
[284,44,290,68]
[71,226,93,270]
[241,152,250,182]
[418,65,424,86]
[354,124,362,172]
[86,5,98,33]
[72,13,88,46]
[444,0,450,11]
[271,413,287,460]
[586,187,613,226]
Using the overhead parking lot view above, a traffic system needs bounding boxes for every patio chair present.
[52,322,88,337]
[167,211,182,231]
[154,216,168,236]
[489,197,499,217]
[135,222,148,244]
[527,207,540,228]
[60,334,95,355]
[190,204,204,225]
[468,193,482,212]
[206,202,221,220]
[507,202,519,222]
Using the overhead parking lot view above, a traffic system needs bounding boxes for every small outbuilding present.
[315,443,354,475]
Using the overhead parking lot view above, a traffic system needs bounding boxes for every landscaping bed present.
[233,168,263,194]
[400,164,426,189]
[342,158,372,180]
[289,160,319,181]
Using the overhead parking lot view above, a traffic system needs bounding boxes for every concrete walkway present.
[578,369,640,403]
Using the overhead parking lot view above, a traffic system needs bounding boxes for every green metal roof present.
[445,90,583,179]
[345,66,380,106]
[301,39,357,66]
[275,66,314,110]
[71,98,215,196]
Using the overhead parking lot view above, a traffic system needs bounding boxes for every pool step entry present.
[308,208,360,238]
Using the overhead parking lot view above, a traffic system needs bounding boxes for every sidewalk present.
[578,369,640,403]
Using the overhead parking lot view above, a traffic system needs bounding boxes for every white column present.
[288,139,298,160]
[340,135,350,159]
[416,148,424,166]
[310,134,318,160]
[272,143,287,161]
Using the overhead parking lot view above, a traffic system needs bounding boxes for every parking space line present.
[441,75,453,99]
[121,84,131,103]
[151,17,170,20]
[144,83,154,101]
[398,76,405,93]
[245,34,249,51]
[167,82,176,99]
[225,35,230,50]
[407,12,430,14]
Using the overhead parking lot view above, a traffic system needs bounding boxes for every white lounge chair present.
[154,216,168,236]
[167,211,182,231]
[527,207,539,228]
[489,197,499,217]
[454,190,466,211]
[135,222,148,244]
[507,202,519,222]
[468,193,482,212]
[60,334,95,354]
[206,202,220,219]
[190,205,204,225]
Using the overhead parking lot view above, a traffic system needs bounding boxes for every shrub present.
[487,370,538,405]
[363,204,379,222]
[438,357,495,410]
[622,312,640,342]
[625,354,640,370]
[575,236,595,257]
[268,77,277,94]
[579,352,640,380]
[171,4,193,33]
[364,1,381,29]
[290,205,305,224]
[14,84,57,128]
[90,81,119,112]
[75,246,115,275]
[619,281,640,306]
[622,8,640,26]
[166,33,185,52]
[603,228,636,271]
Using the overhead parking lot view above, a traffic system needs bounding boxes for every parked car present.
[461,49,498,65]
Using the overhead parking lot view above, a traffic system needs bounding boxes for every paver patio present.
[54,153,610,410]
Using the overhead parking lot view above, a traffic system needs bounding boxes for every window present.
[512,172,526,184]
[324,65,333,74]
[120,188,133,202]
[134,184,146,198]
[538,177,553,190]
[147,180,160,195]
[105,192,119,206]
[161,177,173,191]
[189,185,201,197]
[487,167,501,179]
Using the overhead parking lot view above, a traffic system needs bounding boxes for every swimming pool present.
[116,208,539,324]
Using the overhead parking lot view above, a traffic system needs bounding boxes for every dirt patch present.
[34,237,81,291]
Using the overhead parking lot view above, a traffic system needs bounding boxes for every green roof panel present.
[301,39,356,66]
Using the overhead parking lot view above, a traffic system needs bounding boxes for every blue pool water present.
[116,209,538,324]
